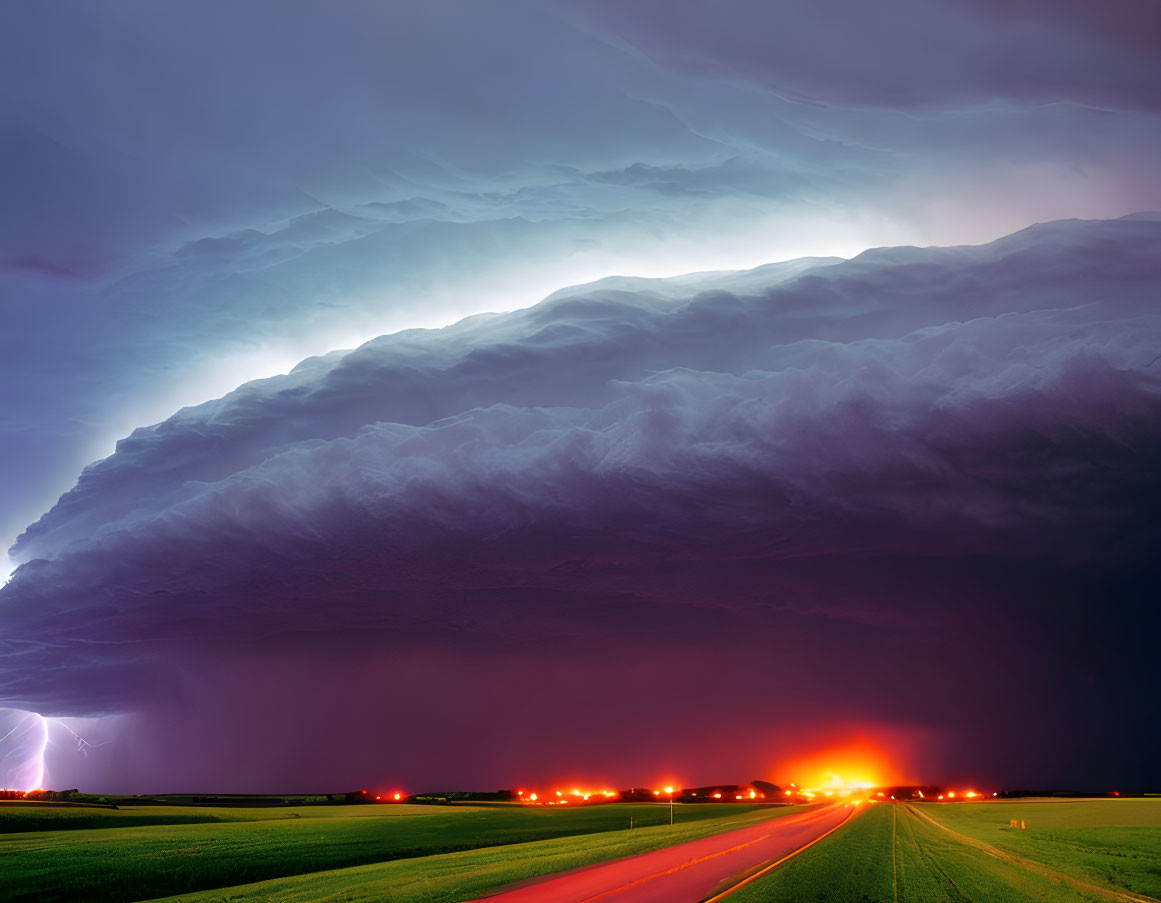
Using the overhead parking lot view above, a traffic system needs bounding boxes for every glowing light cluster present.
[934,789,984,801]
[518,787,621,805]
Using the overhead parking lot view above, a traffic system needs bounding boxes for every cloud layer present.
[3,0,1160,566]
[3,215,1159,790]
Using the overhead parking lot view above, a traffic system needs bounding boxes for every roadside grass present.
[728,802,1143,902]
[919,799,1161,900]
[152,805,807,903]
[0,802,450,834]
[0,802,781,903]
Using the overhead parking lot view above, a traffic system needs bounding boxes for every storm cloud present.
[4,0,1161,571]
[3,215,1159,791]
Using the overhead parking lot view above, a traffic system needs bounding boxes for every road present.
[475,803,857,903]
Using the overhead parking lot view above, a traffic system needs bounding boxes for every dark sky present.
[1,1,1159,793]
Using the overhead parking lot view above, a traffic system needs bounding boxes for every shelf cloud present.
[4,215,1159,790]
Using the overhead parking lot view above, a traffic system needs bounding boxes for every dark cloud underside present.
[3,215,1159,790]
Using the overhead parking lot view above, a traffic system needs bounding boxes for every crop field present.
[918,799,1161,900]
[152,804,806,903]
[0,801,781,903]
[4,797,1158,903]
[0,800,429,834]
[730,798,1161,903]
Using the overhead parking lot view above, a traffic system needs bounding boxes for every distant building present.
[681,782,777,802]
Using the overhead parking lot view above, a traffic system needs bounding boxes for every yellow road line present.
[702,805,860,903]
[578,835,770,902]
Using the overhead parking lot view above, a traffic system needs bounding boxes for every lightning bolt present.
[0,710,48,791]
[53,719,107,758]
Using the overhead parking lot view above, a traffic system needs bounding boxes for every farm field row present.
[0,801,782,903]
[730,799,1161,903]
[4,798,1159,902]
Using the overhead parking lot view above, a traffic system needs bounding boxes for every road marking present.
[476,807,809,902]
[702,806,859,902]
[577,835,771,902]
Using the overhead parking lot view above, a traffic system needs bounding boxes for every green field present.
[730,799,1161,903]
[0,801,423,834]
[0,801,784,903]
[154,805,807,903]
[918,799,1161,900]
[5,798,1158,903]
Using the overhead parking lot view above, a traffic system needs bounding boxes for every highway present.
[476,802,857,903]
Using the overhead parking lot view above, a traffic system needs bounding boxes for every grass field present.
[0,801,783,903]
[6,798,1157,902]
[729,799,1161,903]
[920,799,1161,901]
[151,805,807,902]
[0,801,437,834]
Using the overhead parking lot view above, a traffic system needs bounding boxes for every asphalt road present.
[476,802,857,903]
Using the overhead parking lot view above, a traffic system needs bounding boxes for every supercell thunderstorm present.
[2,215,1159,791]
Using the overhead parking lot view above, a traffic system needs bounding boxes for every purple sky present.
[1,1,1159,793]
